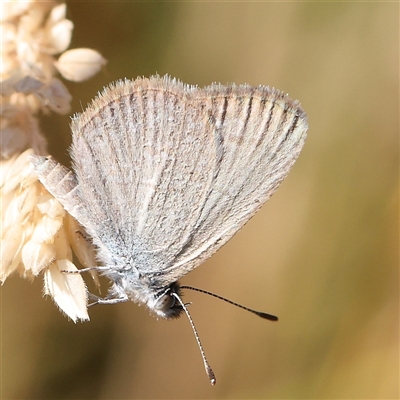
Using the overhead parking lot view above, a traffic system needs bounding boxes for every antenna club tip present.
[259,312,279,321]
[207,367,216,385]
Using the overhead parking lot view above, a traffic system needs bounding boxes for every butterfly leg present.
[61,266,112,274]
[88,292,129,307]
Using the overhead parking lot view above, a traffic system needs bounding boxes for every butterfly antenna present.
[171,292,216,386]
[181,286,278,321]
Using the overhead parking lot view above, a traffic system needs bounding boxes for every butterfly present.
[31,75,307,384]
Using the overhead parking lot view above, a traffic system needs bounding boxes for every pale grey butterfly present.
[31,75,307,384]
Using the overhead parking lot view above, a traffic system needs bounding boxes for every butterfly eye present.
[154,292,175,312]
[152,283,184,319]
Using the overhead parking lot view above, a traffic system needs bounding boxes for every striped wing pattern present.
[34,76,307,288]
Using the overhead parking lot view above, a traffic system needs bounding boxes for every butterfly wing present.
[70,76,219,273]
[66,76,307,286]
[156,81,308,284]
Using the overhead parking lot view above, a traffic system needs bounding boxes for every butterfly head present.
[150,281,184,319]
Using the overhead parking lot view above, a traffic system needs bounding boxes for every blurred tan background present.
[2,2,398,399]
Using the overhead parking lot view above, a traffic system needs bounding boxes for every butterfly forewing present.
[157,83,307,283]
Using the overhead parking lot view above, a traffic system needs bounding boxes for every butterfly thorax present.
[105,268,184,319]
